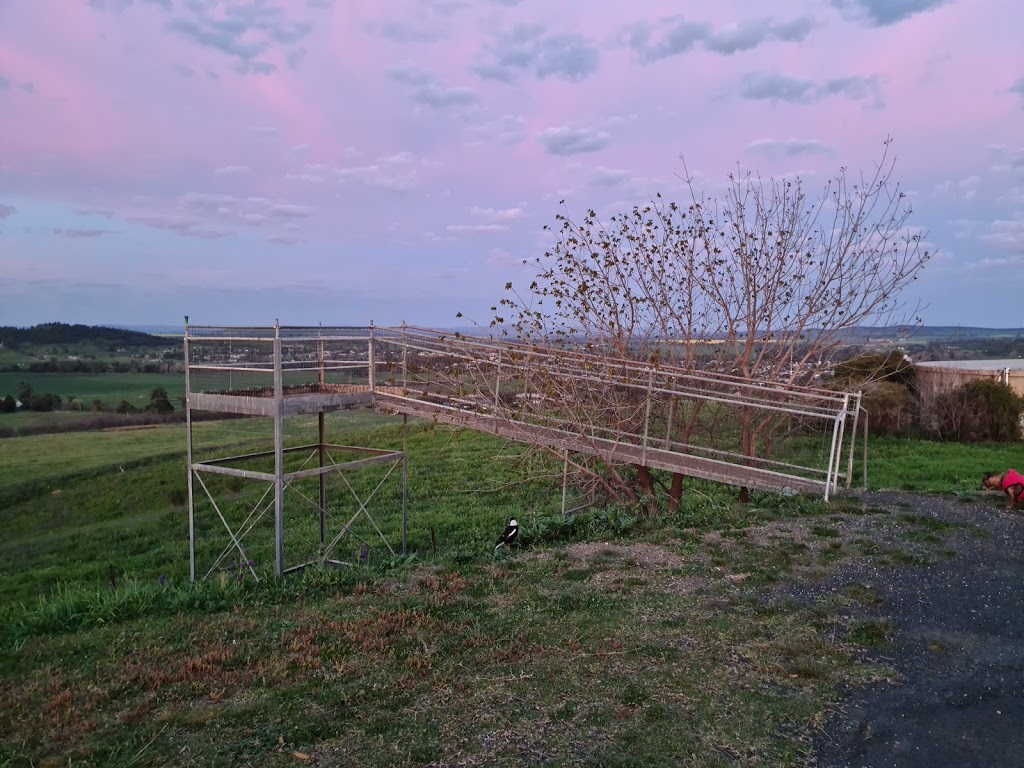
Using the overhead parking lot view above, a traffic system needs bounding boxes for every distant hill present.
[835,326,1024,342]
[115,325,185,336]
[0,323,167,349]
[7,321,1022,347]
[118,324,487,337]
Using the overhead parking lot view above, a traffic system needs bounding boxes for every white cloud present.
[446,224,510,233]
[388,61,478,109]
[473,24,600,83]
[745,138,835,157]
[470,206,526,222]
[588,166,632,187]
[979,215,1024,253]
[412,83,478,108]
[268,203,315,218]
[537,126,611,155]
[831,0,953,27]
[624,15,815,62]
[467,114,526,146]
[335,151,434,192]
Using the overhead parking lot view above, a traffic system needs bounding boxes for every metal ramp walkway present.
[369,325,861,498]
[184,323,864,578]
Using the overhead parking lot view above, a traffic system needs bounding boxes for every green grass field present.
[1,412,1021,766]
[0,371,185,409]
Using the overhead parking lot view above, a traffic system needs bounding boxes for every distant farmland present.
[0,371,185,409]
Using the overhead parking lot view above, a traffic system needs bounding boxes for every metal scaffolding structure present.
[185,321,866,580]
[184,322,408,581]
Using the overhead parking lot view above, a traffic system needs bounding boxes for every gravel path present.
[810,491,1024,768]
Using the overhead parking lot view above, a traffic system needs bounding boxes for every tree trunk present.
[668,472,684,512]
[635,464,654,496]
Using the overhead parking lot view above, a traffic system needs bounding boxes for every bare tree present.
[477,138,931,509]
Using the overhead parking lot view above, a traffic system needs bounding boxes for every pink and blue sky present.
[1,0,1022,329]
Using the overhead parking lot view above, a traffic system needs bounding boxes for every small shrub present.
[861,380,915,436]
[931,380,1023,443]
[146,386,175,414]
[833,351,917,436]
[28,393,61,412]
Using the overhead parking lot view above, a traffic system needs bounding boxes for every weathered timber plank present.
[281,391,373,415]
[189,390,373,415]
[190,392,277,415]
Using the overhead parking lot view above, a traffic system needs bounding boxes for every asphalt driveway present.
[811,491,1024,768]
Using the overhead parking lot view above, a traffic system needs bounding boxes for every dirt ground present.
[807,491,1024,768]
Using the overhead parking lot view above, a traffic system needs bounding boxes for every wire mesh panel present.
[186,325,376,398]
[186,327,276,397]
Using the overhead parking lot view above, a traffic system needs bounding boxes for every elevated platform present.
[189,385,374,416]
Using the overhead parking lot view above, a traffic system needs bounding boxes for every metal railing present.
[184,322,863,499]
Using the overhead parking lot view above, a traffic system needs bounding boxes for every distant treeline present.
[0,322,168,349]
[0,410,248,439]
[3,358,177,374]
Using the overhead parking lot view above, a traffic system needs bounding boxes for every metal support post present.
[318,322,326,545]
[641,368,654,463]
[184,319,196,582]
[402,414,409,556]
[319,412,327,546]
[273,319,284,576]
[862,411,869,492]
[494,348,502,412]
[845,392,863,489]
[401,321,408,390]
[368,320,376,393]
[824,412,843,502]
[832,393,850,493]
[561,449,569,516]
[664,395,675,449]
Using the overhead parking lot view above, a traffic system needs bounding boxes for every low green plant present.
[849,619,893,647]
[931,380,1024,443]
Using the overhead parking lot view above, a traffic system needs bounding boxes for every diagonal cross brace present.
[320,459,402,562]
[195,470,260,582]
[206,483,276,580]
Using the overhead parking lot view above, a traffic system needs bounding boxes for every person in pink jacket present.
[982,469,1024,510]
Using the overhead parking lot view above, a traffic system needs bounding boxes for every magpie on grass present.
[494,518,519,551]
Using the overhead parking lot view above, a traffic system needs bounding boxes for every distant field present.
[0,410,125,432]
[0,371,184,408]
